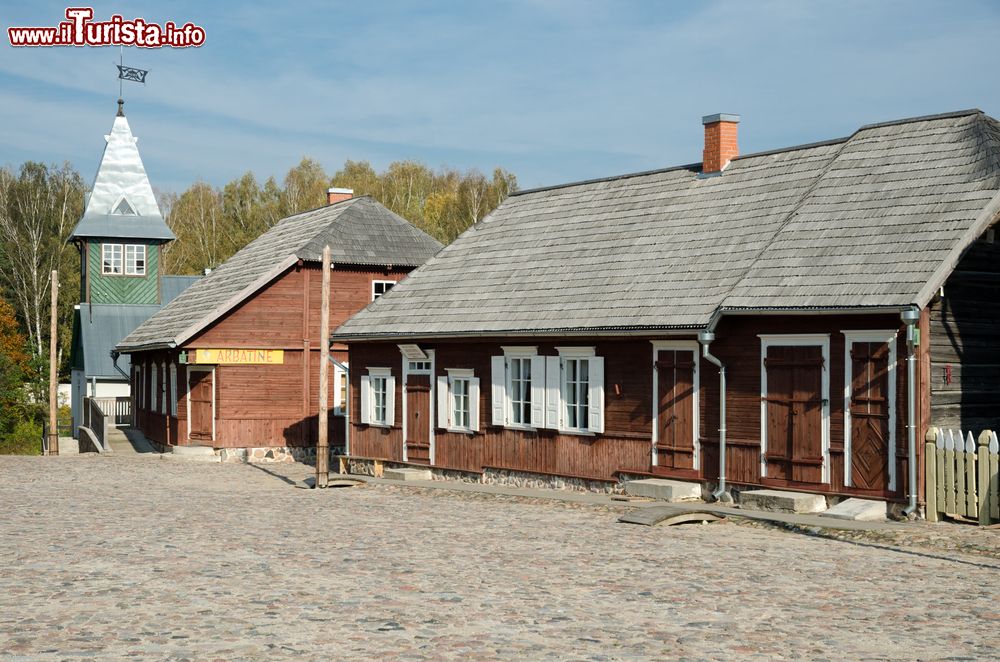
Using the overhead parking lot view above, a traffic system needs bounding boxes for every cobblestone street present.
[1,455,998,660]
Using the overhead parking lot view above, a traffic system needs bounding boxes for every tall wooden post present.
[316,246,331,488]
[48,271,59,455]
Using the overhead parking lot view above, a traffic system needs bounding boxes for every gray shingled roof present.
[334,110,1000,340]
[117,196,442,351]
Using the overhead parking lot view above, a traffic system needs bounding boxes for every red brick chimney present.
[702,113,740,174]
[327,187,353,205]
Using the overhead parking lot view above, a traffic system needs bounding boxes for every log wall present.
[349,313,914,498]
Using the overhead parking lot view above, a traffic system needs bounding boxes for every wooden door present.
[406,374,431,464]
[849,341,891,491]
[764,346,825,484]
[655,350,697,472]
[188,370,214,441]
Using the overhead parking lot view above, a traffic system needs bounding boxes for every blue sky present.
[2,1,999,194]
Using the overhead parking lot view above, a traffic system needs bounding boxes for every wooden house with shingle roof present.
[333,110,1000,509]
[117,192,441,459]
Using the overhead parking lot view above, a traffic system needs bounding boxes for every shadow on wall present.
[935,229,1000,433]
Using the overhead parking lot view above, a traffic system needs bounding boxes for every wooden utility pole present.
[316,246,331,488]
[48,271,59,455]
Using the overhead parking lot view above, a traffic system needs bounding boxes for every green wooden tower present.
[68,100,193,437]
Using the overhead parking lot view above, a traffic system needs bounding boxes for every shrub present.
[0,419,42,455]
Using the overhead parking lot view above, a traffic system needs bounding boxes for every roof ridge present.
[974,114,1000,187]
[856,108,982,132]
[511,109,989,199]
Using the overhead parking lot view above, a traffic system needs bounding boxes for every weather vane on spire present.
[115,46,148,115]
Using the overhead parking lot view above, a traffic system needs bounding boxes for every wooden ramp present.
[619,505,724,527]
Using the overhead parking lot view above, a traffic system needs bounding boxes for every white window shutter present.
[545,356,560,429]
[530,355,545,428]
[360,375,371,424]
[385,376,396,427]
[490,356,506,426]
[436,375,449,429]
[169,364,177,416]
[469,377,481,432]
[588,357,605,434]
[332,364,343,412]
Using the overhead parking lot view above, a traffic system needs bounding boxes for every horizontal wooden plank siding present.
[349,313,914,498]
[129,262,404,449]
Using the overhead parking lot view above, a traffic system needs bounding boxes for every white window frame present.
[841,330,898,490]
[372,280,397,301]
[439,368,479,434]
[650,340,701,469]
[124,244,146,276]
[495,346,541,430]
[160,362,168,414]
[361,367,394,428]
[150,362,158,413]
[102,243,123,275]
[111,195,137,215]
[333,362,349,417]
[554,347,603,436]
[758,334,831,484]
[169,363,178,417]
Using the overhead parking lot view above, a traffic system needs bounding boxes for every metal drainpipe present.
[901,307,921,516]
[698,330,729,502]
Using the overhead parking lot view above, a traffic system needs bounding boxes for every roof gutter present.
[115,341,177,353]
[707,304,913,332]
[331,326,702,342]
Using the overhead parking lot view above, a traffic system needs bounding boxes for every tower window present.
[112,197,137,215]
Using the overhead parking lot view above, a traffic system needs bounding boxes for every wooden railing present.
[925,427,1000,524]
[83,397,110,452]
[91,396,132,427]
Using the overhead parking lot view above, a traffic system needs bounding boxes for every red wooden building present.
[333,110,1000,511]
[117,192,441,461]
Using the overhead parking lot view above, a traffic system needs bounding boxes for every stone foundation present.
[346,459,628,494]
[218,446,345,464]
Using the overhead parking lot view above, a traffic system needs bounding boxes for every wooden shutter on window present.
[545,356,560,429]
[530,355,546,427]
[490,356,506,425]
[359,375,371,424]
[469,378,481,432]
[436,375,449,429]
[588,356,605,434]
[385,376,396,427]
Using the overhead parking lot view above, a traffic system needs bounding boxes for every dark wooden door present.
[188,370,213,441]
[655,350,697,472]
[764,346,824,484]
[849,341,891,491]
[406,374,431,464]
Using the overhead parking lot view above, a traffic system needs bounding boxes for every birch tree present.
[0,162,83,360]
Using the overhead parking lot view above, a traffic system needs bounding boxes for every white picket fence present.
[925,428,1000,524]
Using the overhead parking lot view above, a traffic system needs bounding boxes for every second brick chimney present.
[702,113,740,175]
[327,187,354,205]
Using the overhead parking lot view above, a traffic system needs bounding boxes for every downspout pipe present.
[901,307,921,516]
[328,355,350,457]
[698,330,730,502]
[109,350,130,381]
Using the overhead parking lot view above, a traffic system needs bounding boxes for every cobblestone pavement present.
[2,455,999,660]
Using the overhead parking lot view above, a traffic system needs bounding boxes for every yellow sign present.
[192,349,284,365]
